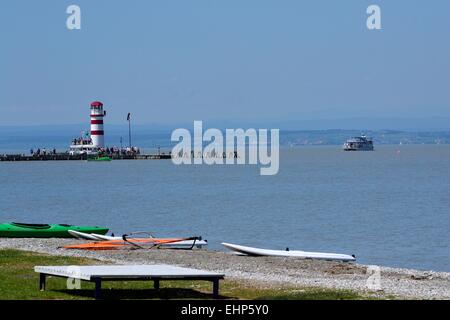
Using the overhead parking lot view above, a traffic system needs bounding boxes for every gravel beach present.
[1,238,449,299]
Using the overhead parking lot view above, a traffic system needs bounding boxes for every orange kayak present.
[63,238,198,250]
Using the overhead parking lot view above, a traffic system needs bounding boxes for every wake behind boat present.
[222,242,356,262]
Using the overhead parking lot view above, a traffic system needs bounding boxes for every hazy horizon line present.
[2,116,450,132]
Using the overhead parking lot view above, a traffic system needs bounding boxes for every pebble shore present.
[1,238,449,299]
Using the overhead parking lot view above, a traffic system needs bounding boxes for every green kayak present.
[87,156,111,162]
[0,222,109,238]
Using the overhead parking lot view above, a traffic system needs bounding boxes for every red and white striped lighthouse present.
[90,101,105,147]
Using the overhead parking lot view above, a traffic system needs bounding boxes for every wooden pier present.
[0,154,171,162]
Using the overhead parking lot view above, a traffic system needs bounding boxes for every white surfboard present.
[157,239,208,248]
[89,233,120,241]
[222,242,356,262]
[68,230,102,240]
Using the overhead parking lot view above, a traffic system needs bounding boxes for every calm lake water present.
[1,144,449,272]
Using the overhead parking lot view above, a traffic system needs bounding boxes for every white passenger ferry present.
[343,135,374,151]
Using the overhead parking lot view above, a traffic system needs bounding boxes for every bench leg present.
[212,279,219,299]
[39,273,46,291]
[94,279,102,300]
[154,279,160,290]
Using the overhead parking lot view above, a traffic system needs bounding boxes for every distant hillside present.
[281,130,450,146]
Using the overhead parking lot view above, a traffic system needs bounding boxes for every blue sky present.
[1,0,449,127]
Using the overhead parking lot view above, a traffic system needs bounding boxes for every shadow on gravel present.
[54,288,234,300]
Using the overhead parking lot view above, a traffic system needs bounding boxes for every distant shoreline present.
[2,143,450,155]
[2,128,450,152]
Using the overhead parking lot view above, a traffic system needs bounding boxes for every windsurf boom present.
[65,231,206,250]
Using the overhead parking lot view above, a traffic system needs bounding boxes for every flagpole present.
[128,113,132,148]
